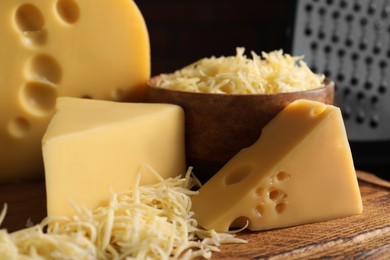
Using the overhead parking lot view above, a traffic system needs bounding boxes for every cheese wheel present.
[0,0,150,182]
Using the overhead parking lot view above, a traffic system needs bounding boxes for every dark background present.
[136,0,294,76]
[136,0,389,180]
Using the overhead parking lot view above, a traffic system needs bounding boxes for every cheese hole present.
[255,205,264,217]
[8,117,31,138]
[275,203,286,214]
[269,189,280,200]
[230,216,249,230]
[268,189,287,201]
[224,165,251,185]
[20,29,48,46]
[255,187,264,196]
[15,4,44,32]
[28,54,62,84]
[56,0,80,24]
[275,171,290,182]
[20,81,57,116]
[15,4,47,46]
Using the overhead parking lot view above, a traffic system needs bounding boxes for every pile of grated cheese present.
[0,169,246,259]
[155,48,325,94]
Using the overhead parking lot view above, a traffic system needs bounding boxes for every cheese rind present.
[191,99,362,232]
[43,98,185,217]
[0,0,150,182]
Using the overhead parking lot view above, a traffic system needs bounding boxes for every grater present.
[289,0,390,178]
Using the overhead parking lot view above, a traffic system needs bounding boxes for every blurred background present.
[136,0,294,75]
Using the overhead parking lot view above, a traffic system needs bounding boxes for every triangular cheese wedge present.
[191,99,362,232]
[43,97,185,217]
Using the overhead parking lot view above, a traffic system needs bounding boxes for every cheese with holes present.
[0,0,150,182]
[42,97,185,217]
[191,99,362,232]
[0,173,245,259]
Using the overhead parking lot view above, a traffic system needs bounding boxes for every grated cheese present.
[0,168,246,259]
[155,48,325,94]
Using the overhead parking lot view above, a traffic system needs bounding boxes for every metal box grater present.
[289,0,390,178]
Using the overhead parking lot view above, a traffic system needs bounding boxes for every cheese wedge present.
[191,99,362,232]
[0,0,150,182]
[42,97,185,217]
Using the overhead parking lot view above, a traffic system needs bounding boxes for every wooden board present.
[0,176,389,259]
[214,181,390,259]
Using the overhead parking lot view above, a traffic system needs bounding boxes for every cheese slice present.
[0,0,150,182]
[191,99,363,232]
[42,97,185,217]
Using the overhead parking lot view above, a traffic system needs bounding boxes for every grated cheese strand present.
[156,47,325,94]
[0,168,246,259]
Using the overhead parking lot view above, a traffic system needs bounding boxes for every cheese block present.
[0,0,150,182]
[191,99,363,232]
[42,97,185,217]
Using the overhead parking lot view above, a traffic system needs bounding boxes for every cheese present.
[0,0,150,182]
[42,97,185,217]
[0,171,246,259]
[155,48,325,94]
[191,99,363,232]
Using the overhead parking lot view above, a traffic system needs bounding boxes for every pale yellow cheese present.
[156,48,325,94]
[0,172,246,259]
[191,99,363,232]
[42,97,185,217]
[0,0,150,182]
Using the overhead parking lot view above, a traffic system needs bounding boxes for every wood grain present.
[213,181,390,259]
[0,176,389,259]
[0,179,46,232]
[357,171,390,189]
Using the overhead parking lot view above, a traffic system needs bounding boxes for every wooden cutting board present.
[0,173,389,259]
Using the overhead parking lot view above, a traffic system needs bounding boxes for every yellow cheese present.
[42,97,185,217]
[0,172,246,259]
[156,48,325,94]
[191,99,363,232]
[0,0,150,182]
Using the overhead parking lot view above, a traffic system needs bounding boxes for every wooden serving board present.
[0,174,389,259]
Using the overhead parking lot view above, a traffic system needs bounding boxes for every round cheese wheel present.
[0,0,150,182]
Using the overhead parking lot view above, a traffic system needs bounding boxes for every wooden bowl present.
[145,76,335,183]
